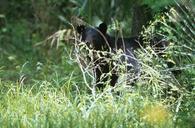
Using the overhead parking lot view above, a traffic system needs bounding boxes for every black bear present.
[77,23,142,90]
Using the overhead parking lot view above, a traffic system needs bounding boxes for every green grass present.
[0,79,194,128]
[0,51,194,128]
[0,80,173,128]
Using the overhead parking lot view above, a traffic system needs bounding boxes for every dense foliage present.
[0,0,194,127]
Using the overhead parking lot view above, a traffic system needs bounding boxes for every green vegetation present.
[0,0,194,128]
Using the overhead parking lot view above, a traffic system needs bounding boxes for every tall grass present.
[0,79,176,128]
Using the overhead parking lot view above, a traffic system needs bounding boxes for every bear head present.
[76,23,108,50]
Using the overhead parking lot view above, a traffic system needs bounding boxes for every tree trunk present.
[131,4,152,36]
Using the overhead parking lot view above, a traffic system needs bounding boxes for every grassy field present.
[0,44,194,128]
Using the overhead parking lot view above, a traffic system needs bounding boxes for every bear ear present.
[76,25,85,34]
[98,22,107,34]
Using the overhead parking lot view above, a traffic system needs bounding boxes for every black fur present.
[77,23,141,90]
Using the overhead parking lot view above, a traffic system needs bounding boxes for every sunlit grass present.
[0,80,179,128]
[141,103,172,127]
